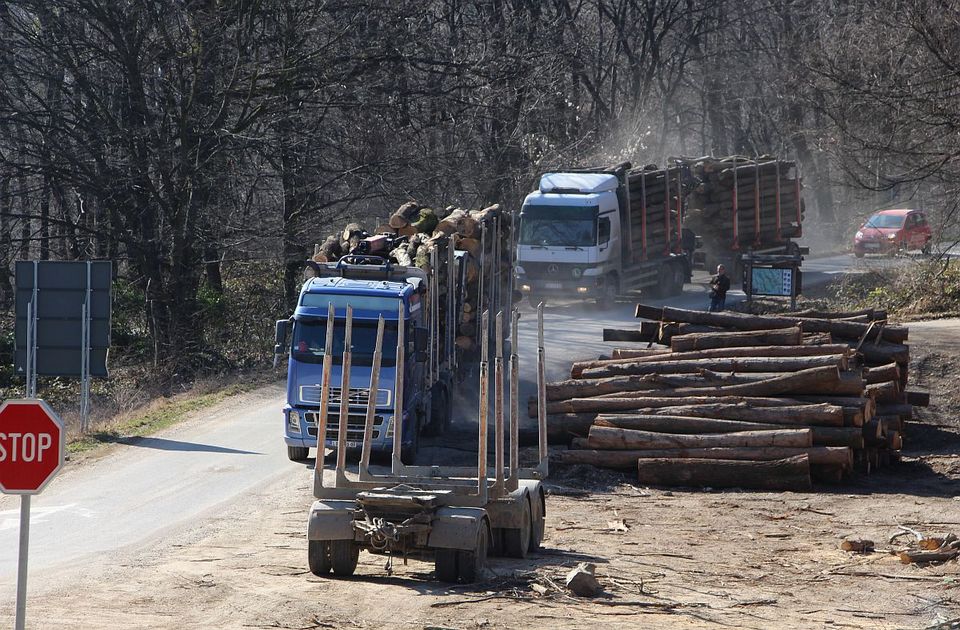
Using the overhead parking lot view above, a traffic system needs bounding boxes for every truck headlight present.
[855,231,863,239]
[888,233,897,240]
[288,410,301,432]
[521,284,532,292]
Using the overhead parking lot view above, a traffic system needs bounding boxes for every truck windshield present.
[864,213,905,229]
[292,318,399,366]
[520,205,598,247]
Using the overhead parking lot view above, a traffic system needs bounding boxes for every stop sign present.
[0,399,65,494]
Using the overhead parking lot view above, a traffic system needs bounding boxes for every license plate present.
[864,242,879,250]
[544,281,562,289]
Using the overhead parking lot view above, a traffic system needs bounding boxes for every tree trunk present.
[557,446,852,469]
[670,327,802,351]
[571,343,851,377]
[608,403,845,427]
[634,304,908,343]
[587,426,812,450]
[634,456,812,491]
[580,354,847,379]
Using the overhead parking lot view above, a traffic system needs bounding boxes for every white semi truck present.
[515,162,695,304]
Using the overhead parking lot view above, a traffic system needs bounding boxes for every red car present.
[853,209,932,257]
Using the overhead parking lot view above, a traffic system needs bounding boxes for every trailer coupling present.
[353,512,432,552]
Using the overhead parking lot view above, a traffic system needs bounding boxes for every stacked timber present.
[307,202,512,356]
[681,155,804,255]
[625,165,684,258]
[538,305,927,490]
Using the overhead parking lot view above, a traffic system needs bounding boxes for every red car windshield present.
[864,214,905,229]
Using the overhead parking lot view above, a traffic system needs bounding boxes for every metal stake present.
[392,300,406,474]
[477,310,489,501]
[360,315,385,479]
[335,305,353,482]
[494,311,504,491]
[508,308,520,490]
[313,303,336,491]
[536,303,548,476]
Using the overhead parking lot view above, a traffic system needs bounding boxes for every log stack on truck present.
[275,202,513,463]
[534,305,927,490]
[515,163,694,305]
[681,155,805,277]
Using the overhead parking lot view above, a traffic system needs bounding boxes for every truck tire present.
[424,384,450,436]
[287,445,310,462]
[308,540,332,575]
[597,274,618,308]
[330,540,359,576]
[435,549,459,583]
[667,263,685,296]
[457,521,490,583]
[401,423,420,465]
[528,489,546,553]
[502,498,531,559]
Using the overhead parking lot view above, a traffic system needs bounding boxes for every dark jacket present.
[710,273,730,298]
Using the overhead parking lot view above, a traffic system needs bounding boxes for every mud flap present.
[427,507,487,550]
[307,500,355,541]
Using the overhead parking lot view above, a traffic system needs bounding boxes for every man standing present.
[709,264,730,312]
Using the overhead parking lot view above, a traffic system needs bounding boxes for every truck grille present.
[304,411,383,442]
[299,386,391,407]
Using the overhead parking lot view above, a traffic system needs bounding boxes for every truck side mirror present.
[414,327,429,353]
[274,319,290,354]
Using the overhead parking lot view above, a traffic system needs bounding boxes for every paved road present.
[0,251,879,599]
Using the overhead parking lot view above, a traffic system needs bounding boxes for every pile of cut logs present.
[308,202,511,354]
[682,156,804,253]
[538,305,928,491]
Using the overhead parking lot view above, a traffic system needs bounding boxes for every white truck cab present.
[515,172,623,303]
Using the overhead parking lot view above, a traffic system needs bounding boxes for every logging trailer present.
[305,303,549,583]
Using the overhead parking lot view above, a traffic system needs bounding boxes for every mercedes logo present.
[547,264,559,274]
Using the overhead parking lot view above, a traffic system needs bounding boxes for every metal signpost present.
[742,253,803,310]
[15,260,112,432]
[0,399,66,630]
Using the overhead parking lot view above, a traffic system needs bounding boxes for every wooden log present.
[876,403,913,420]
[670,327,802,351]
[634,456,812,491]
[594,415,862,447]
[611,348,669,359]
[624,403,845,427]
[906,391,930,407]
[603,328,652,342]
[782,308,887,321]
[587,426,812,450]
[548,373,735,401]
[856,341,910,364]
[803,333,835,345]
[547,414,600,443]
[864,363,900,384]
[557,446,851,469]
[579,354,848,380]
[571,344,852,377]
[865,380,903,404]
[538,366,842,414]
[634,304,908,343]
[899,549,959,564]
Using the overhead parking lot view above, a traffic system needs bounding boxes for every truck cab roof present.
[303,276,411,297]
[296,276,417,320]
[539,172,619,194]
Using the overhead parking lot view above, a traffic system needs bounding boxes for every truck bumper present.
[517,276,606,298]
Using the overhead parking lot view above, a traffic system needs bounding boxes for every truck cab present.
[515,172,623,303]
[277,266,435,463]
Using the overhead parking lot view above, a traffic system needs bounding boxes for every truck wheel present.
[528,489,545,553]
[287,445,310,462]
[668,263,685,296]
[502,498,531,558]
[435,549,459,583]
[922,241,932,255]
[401,425,420,465]
[330,540,359,576]
[853,250,865,259]
[457,522,489,583]
[424,385,450,436]
[308,540,332,576]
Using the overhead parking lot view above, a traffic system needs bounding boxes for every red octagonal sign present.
[0,399,65,494]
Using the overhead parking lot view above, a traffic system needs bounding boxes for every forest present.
[0,0,957,380]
